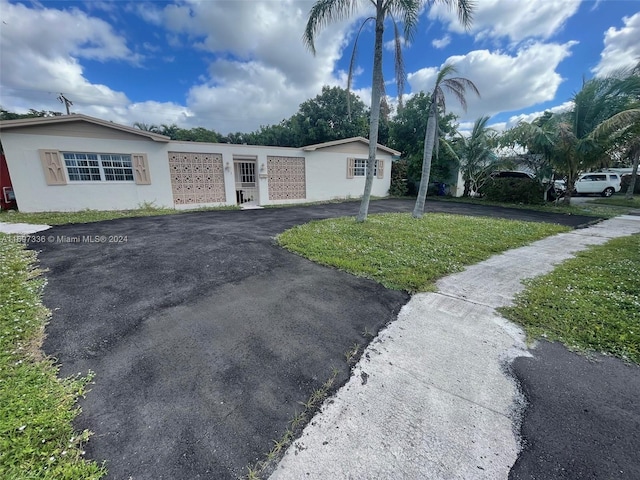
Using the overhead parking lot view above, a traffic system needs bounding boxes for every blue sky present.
[1,0,639,135]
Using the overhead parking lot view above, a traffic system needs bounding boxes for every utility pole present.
[57,93,73,115]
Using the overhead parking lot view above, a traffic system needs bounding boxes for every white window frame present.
[63,152,135,182]
[353,158,377,177]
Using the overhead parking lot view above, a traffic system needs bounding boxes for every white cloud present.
[505,101,573,128]
[384,36,411,52]
[0,0,137,113]
[0,0,368,133]
[592,13,640,77]
[128,0,372,132]
[432,35,451,49]
[407,41,577,122]
[428,0,580,43]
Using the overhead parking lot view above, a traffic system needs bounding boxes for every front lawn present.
[277,213,569,293]
[500,234,640,364]
[0,235,106,479]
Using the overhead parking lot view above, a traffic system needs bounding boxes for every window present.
[347,158,384,179]
[353,158,377,177]
[63,152,134,182]
[235,161,256,185]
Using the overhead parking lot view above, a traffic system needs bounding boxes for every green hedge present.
[483,178,546,205]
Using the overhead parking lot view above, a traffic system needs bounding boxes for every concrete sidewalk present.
[0,221,50,234]
[270,215,640,480]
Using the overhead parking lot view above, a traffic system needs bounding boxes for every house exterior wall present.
[0,132,173,212]
[164,141,306,209]
[304,150,391,201]
[0,123,394,212]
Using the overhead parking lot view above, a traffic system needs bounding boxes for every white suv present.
[574,172,621,197]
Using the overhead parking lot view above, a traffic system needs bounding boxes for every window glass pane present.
[62,152,134,182]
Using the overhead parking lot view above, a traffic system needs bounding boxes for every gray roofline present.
[0,114,171,143]
[302,136,401,155]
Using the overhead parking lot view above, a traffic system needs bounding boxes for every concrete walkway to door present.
[270,214,640,480]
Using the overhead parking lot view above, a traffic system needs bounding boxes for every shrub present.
[389,159,409,197]
[621,174,640,194]
[483,178,546,205]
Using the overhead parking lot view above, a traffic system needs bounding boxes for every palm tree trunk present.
[357,7,384,222]
[412,99,437,218]
[625,145,639,199]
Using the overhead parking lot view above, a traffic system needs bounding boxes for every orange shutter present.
[39,150,67,185]
[377,159,384,179]
[132,154,151,185]
[347,157,355,179]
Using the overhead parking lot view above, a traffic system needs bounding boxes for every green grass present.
[277,213,569,293]
[429,195,631,218]
[587,196,640,209]
[0,235,106,479]
[500,234,640,364]
[0,204,238,226]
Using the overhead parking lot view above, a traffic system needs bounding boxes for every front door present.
[234,160,258,205]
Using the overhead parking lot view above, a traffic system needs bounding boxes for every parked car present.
[574,172,621,197]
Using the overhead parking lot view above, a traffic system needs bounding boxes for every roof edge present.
[302,136,400,155]
[0,114,171,143]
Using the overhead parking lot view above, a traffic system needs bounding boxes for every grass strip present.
[277,212,569,293]
[500,234,640,364]
[0,204,238,226]
[0,234,106,479]
[428,195,632,218]
[245,368,340,480]
[587,196,640,209]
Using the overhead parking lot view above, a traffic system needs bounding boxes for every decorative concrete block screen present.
[267,156,306,200]
[168,152,226,205]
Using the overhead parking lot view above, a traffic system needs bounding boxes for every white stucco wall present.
[1,125,394,212]
[304,151,392,202]
[164,141,393,207]
[1,132,174,212]
[165,141,305,209]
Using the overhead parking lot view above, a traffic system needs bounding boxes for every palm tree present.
[413,64,479,218]
[624,137,640,199]
[457,116,499,196]
[552,71,640,202]
[304,0,475,222]
[589,65,640,199]
[133,122,161,133]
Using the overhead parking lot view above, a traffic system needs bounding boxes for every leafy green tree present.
[288,86,369,146]
[304,0,474,222]
[500,111,557,182]
[413,64,479,218]
[1,108,63,120]
[389,92,459,192]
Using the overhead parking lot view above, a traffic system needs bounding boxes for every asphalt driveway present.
[33,199,595,479]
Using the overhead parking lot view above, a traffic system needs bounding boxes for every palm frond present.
[347,17,375,118]
[303,0,362,55]
[391,15,406,109]
[441,76,480,112]
[436,0,475,30]
[590,108,640,139]
[387,0,421,39]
